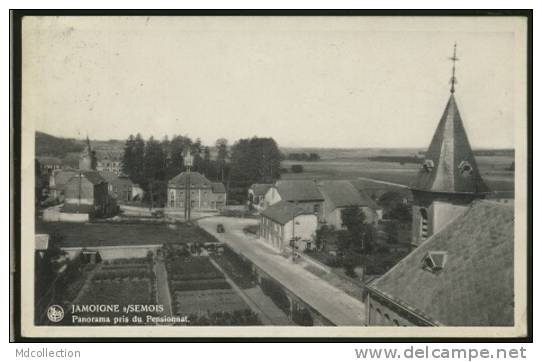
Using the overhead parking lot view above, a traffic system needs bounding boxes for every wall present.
[263,187,282,208]
[366,293,415,326]
[431,201,468,236]
[284,214,318,245]
[43,209,89,222]
[64,176,94,205]
[61,244,161,260]
[167,187,226,210]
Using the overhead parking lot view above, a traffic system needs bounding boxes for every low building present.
[263,180,325,221]
[96,150,123,175]
[36,156,62,175]
[167,171,226,210]
[365,201,513,326]
[49,168,78,201]
[248,183,273,211]
[259,200,318,251]
[62,170,116,217]
[318,180,381,229]
[99,171,136,202]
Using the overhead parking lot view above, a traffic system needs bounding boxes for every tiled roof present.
[368,201,514,326]
[168,171,212,188]
[410,95,490,195]
[250,183,273,196]
[261,200,314,225]
[275,180,324,202]
[318,180,379,210]
[211,182,226,193]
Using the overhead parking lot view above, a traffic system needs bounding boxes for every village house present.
[247,183,273,211]
[365,200,513,326]
[317,180,382,229]
[36,156,62,175]
[96,150,123,175]
[62,170,116,217]
[263,180,325,222]
[167,171,226,210]
[98,171,142,202]
[49,168,78,201]
[259,200,318,252]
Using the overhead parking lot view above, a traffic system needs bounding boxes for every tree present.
[215,138,228,182]
[290,164,304,173]
[143,137,166,207]
[340,206,375,253]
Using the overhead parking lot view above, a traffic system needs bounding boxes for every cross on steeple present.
[449,42,459,93]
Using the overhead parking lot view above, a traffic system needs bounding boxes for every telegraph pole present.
[183,152,193,222]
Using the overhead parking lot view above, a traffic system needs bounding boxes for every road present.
[198,217,366,326]
[357,176,409,189]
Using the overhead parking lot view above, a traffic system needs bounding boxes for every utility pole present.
[183,152,193,222]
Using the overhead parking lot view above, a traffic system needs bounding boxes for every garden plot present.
[173,289,247,316]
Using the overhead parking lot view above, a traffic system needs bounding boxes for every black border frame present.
[10,9,533,343]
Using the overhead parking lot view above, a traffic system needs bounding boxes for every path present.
[357,176,409,189]
[153,256,173,320]
[198,217,366,326]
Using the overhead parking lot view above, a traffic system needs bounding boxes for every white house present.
[262,180,325,222]
[259,200,318,252]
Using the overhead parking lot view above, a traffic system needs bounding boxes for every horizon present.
[24,17,522,149]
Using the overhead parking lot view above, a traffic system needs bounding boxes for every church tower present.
[409,44,490,247]
[79,136,94,170]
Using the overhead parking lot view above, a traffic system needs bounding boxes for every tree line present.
[121,134,282,206]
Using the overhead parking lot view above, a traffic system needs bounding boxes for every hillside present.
[35,131,85,157]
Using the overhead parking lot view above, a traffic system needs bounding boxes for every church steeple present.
[409,45,490,247]
[410,44,489,195]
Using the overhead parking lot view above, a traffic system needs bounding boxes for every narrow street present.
[198,217,367,326]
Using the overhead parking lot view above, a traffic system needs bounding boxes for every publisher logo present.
[47,305,64,323]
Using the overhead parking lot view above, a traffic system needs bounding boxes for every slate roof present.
[37,156,62,165]
[211,182,226,193]
[250,183,273,196]
[52,169,78,189]
[260,200,314,225]
[318,180,379,210]
[367,201,514,326]
[80,171,106,185]
[274,180,324,202]
[410,94,490,195]
[168,172,226,193]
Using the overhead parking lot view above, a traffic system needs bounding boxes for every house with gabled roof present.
[259,200,318,251]
[365,201,514,326]
[62,170,116,217]
[167,171,226,210]
[248,183,273,211]
[317,180,382,229]
[263,180,325,221]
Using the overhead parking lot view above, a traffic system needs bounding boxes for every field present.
[281,153,514,192]
[164,254,260,325]
[35,220,217,248]
[71,257,157,325]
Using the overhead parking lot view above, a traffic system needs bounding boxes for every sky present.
[22,16,525,149]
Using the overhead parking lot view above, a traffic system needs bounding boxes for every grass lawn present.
[36,220,216,247]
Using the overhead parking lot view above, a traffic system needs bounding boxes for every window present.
[422,159,434,172]
[459,160,473,176]
[422,251,448,273]
[314,204,320,214]
[419,208,429,240]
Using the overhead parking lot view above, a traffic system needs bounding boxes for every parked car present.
[216,224,225,233]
